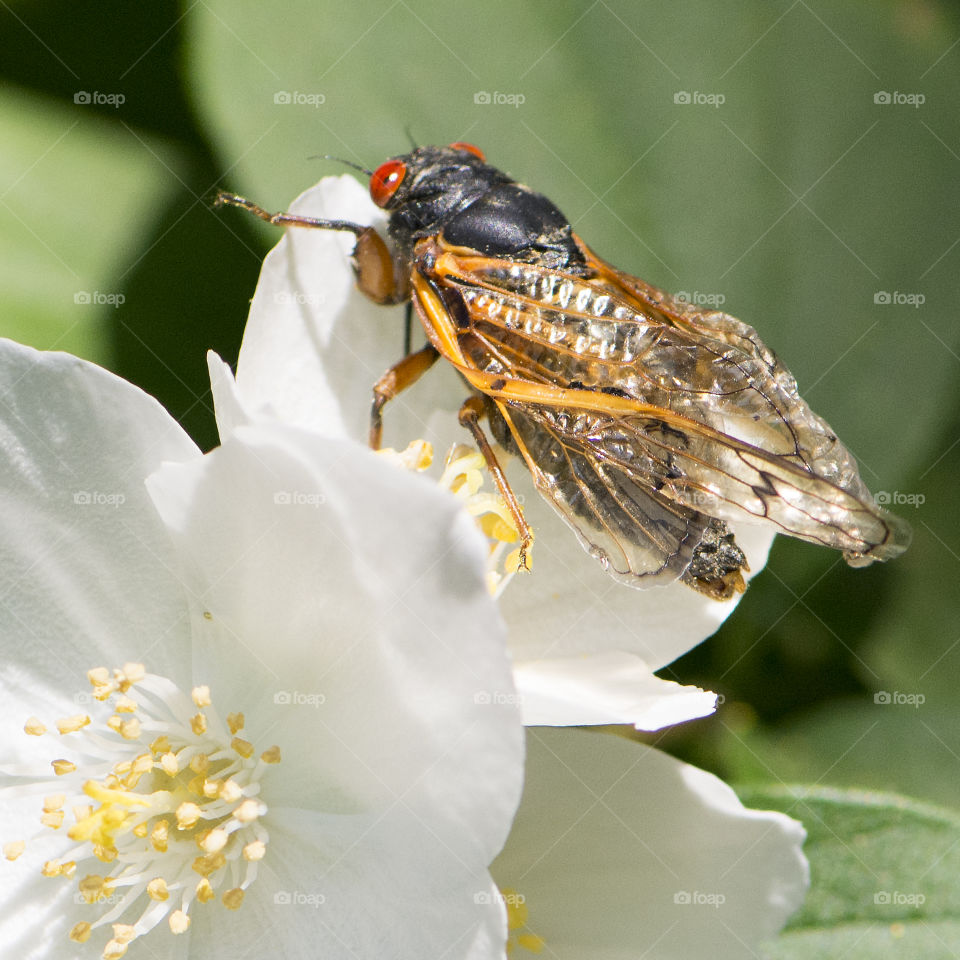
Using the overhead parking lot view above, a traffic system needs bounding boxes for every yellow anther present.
[61,860,77,877]
[147,877,169,901]
[190,713,207,736]
[133,822,148,838]
[114,695,137,714]
[233,799,261,823]
[42,794,66,812]
[69,921,92,943]
[223,887,245,910]
[78,874,110,903]
[169,910,191,934]
[73,804,93,822]
[176,802,202,829]
[40,810,64,829]
[150,819,169,852]
[227,712,244,734]
[56,714,90,735]
[119,717,141,740]
[231,737,254,758]
[201,828,228,853]
[203,610,213,620]
[192,852,226,877]
[192,686,212,708]
[159,752,178,776]
[243,840,266,861]
[24,716,47,736]
[478,512,519,543]
[260,745,282,764]
[187,775,206,797]
[103,938,129,959]
[3,841,25,861]
[112,924,137,945]
[41,859,62,877]
[87,667,111,686]
[106,716,123,733]
[196,877,215,903]
[219,780,242,802]
[202,778,221,798]
[150,735,171,755]
[120,663,145,684]
[515,933,546,953]
[132,753,153,776]
[189,753,209,774]
[93,844,118,863]
[52,759,76,775]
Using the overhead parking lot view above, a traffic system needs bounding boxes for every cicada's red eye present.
[449,142,485,162]
[370,159,406,207]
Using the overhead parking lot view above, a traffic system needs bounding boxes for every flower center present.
[501,887,545,955]
[2,663,281,959]
[378,440,526,596]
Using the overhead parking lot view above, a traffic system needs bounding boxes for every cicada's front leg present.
[214,191,409,304]
[458,395,534,571]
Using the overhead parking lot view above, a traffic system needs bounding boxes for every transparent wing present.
[432,245,911,565]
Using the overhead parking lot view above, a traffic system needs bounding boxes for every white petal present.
[513,652,717,729]
[146,422,524,865]
[205,806,507,960]
[492,728,808,960]
[0,339,199,713]
[499,501,775,670]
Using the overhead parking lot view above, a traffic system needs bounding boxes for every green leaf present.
[742,784,960,959]
[0,85,184,365]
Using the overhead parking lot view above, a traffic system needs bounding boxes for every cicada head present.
[368,143,510,253]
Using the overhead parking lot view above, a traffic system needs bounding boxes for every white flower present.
[491,728,808,959]
[212,175,777,730]
[0,339,524,959]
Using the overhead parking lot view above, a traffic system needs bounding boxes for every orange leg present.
[214,191,408,304]
[458,395,534,571]
[370,345,439,449]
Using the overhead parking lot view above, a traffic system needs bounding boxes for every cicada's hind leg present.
[369,345,439,449]
[214,191,409,304]
[458,395,534,571]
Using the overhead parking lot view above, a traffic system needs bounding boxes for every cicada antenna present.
[403,125,419,149]
[307,154,373,176]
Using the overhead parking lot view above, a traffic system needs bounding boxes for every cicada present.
[216,142,910,600]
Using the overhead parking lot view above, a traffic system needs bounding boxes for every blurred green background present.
[2,0,959,946]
